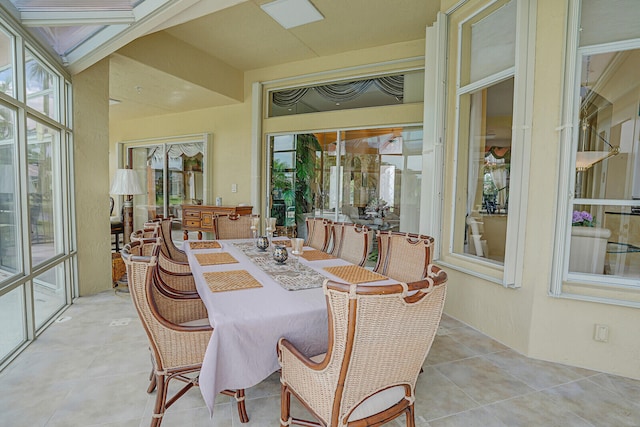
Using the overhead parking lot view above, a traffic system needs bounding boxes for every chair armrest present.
[278,338,327,370]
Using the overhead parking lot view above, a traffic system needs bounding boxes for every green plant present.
[294,134,320,224]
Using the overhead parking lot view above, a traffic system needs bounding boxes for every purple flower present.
[572,210,594,226]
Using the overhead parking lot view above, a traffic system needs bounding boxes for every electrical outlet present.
[232,183,238,193]
[593,324,609,342]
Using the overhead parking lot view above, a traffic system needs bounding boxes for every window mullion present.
[503,0,536,288]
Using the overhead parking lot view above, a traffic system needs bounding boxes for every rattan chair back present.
[374,231,435,283]
[330,222,371,266]
[130,223,160,243]
[215,214,254,239]
[153,245,198,296]
[155,217,188,262]
[278,266,448,426]
[305,217,330,251]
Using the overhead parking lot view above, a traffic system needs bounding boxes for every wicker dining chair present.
[305,217,331,252]
[153,244,199,297]
[278,265,448,427]
[130,222,160,243]
[214,214,255,239]
[374,231,435,283]
[154,217,189,262]
[329,222,371,266]
[121,240,249,427]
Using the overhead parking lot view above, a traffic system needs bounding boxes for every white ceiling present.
[4,0,440,121]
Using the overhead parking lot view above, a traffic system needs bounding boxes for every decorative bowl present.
[256,236,269,251]
[273,246,288,264]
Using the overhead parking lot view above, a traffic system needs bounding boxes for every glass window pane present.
[0,103,20,277]
[131,145,162,226]
[0,286,26,362]
[34,263,66,329]
[268,71,423,117]
[455,78,514,263]
[273,152,295,169]
[0,26,14,98]
[575,49,640,200]
[580,0,640,47]
[28,118,60,265]
[569,204,640,279]
[25,50,59,120]
[467,0,516,85]
[273,135,295,151]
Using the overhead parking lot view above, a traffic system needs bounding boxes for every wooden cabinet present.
[181,205,253,239]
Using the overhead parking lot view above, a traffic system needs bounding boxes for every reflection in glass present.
[0,26,15,98]
[25,50,58,120]
[268,71,424,117]
[0,286,26,362]
[268,126,423,241]
[456,78,514,264]
[27,118,60,265]
[34,263,66,329]
[0,104,19,276]
[130,142,205,232]
[568,47,640,279]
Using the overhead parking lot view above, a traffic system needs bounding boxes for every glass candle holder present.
[250,216,259,240]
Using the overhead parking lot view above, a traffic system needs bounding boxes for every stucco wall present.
[73,58,112,296]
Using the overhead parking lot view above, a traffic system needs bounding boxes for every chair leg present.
[405,403,415,427]
[147,369,157,393]
[281,383,291,427]
[151,374,168,427]
[235,389,249,423]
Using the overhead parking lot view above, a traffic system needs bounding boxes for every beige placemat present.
[203,270,262,292]
[300,250,335,261]
[323,265,387,284]
[189,241,221,249]
[195,252,238,266]
[273,239,291,247]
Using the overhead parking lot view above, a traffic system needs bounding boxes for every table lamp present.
[110,168,144,244]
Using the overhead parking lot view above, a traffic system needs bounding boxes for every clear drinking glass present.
[291,238,304,270]
[250,216,259,241]
[266,217,277,250]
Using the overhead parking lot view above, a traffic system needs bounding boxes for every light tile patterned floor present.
[1,290,640,427]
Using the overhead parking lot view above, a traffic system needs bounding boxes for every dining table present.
[183,237,397,416]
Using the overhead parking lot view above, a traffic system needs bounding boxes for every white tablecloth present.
[183,238,396,415]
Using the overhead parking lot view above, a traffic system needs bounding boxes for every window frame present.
[440,0,534,288]
[0,14,75,370]
[551,0,640,300]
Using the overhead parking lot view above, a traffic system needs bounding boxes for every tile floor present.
[1,290,640,427]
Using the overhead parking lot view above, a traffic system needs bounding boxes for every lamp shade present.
[575,148,619,172]
[110,169,144,195]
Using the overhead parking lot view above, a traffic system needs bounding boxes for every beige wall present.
[73,59,113,296]
[110,39,426,214]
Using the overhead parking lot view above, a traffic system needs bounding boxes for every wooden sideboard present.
[182,205,253,240]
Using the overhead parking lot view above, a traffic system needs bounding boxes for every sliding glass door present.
[127,141,205,232]
[268,126,423,239]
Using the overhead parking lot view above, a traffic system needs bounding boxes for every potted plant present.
[569,210,611,274]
